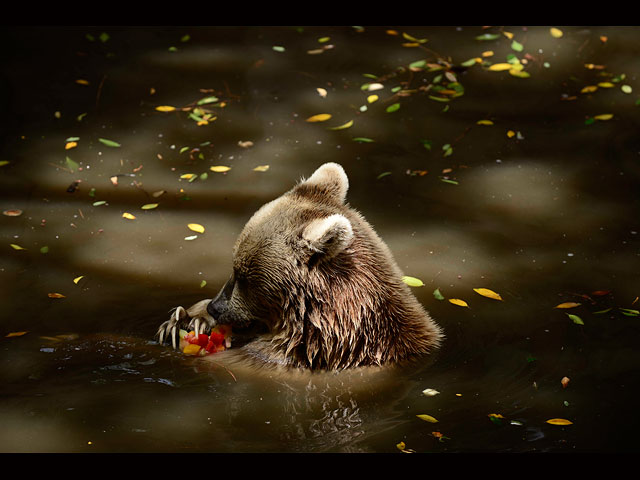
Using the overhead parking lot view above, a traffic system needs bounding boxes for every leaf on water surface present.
[76,79,90,85]
[488,63,514,71]
[402,276,425,287]
[184,235,198,241]
[272,46,285,52]
[473,288,503,301]
[3,209,23,217]
[197,96,219,105]
[550,27,564,38]
[155,105,176,112]
[180,173,196,180]
[581,85,598,94]
[48,293,66,299]
[386,103,401,113]
[152,190,165,198]
[511,40,524,52]
[621,85,633,94]
[352,137,374,143]
[5,331,28,338]
[376,172,391,180]
[449,298,468,307]
[475,33,500,41]
[367,94,379,103]
[461,58,480,67]
[40,246,49,254]
[554,302,581,309]
[253,165,270,172]
[402,32,427,43]
[433,288,445,300]
[73,276,84,284]
[210,165,231,173]
[561,376,570,389]
[141,203,158,210]
[597,82,614,88]
[328,120,354,130]
[200,280,207,288]
[317,88,327,98]
[416,414,438,423]
[65,141,78,150]
[238,140,254,148]
[594,113,613,121]
[546,418,573,425]
[477,119,494,125]
[619,308,639,317]
[188,223,205,233]
[92,201,106,207]
[422,388,440,397]
[567,313,584,325]
[306,113,332,122]
[122,212,136,220]
[98,138,121,148]
[366,83,384,91]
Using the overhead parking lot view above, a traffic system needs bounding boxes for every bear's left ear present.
[300,162,349,204]
[302,214,353,259]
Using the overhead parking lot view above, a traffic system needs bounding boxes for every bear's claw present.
[156,300,215,350]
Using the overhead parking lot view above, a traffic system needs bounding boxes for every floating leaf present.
[476,33,500,41]
[477,119,494,125]
[328,120,354,130]
[65,141,78,150]
[511,40,524,52]
[3,209,23,216]
[488,63,514,71]
[352,137,374,143]
[594,113,613,121]
[402,32,427,44]
[200,280,207,288]
[473,288,503,301]
[197,96,219,105]
[581,85,598,94]
[317,87,327,97]
[550,27,563,38]
[5,331,28,338]
[422,388,440,397]
[621,85,633,94]
[98,138,121,148]
[272,45,285,52]
[306,113,332,122]
[141,203,158,210]
[73,276,84,284]
[449,298,469,307]
[567,313,584,325]
[155,105,176,112]
[48,293,66,299]
[619,308,639,317]
[597,82,614,88]
[386,103,401,113]
[367,94,379,103]
[546,418,573,426]
[554,302,581,309]
[210,165,231,173]
[402,276,425,287]
[376,172,391,180]
[561,376,570,388]
[416,414,438,423]
[433,288,445,300]
[184,235,198,241]
[461,58,480,67]
[10,244,26,250]
[188,223,205,234]
[253,165,270,172]
[366,83,384,91]
[180,173,196,180]
[40,246,49,254]
[122,212,136,220]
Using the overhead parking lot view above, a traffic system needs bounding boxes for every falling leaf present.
[73,276,84,284]
[10,244,26,250]
[546,418,573,426]
[554,302,581,309]
[155,105,176,112]
[476,33,500,41]
[488,63,514,71]
[306,113,332,122]
[6,331,28,338]
[98,138,121,148]
[433,288,445,300]
[422,388,440,397]
[473,288,503,301]
[48,293,66,298]
[550,27,563,38]
[253,165,270,172]
[449,298,469,307]
[402,32,427,44]
[141,203,158,210]
[567,313,584,325]
[152,190,166,198]
[561,376,570,388]
[210,165,231,173]
[328,120,354,130]
[402,276,425,287]
[416,414,438,423]
[188,223,205,233]
[122,212,136,220]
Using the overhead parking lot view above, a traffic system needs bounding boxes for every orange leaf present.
[546,418,573,425]
[48,293,65,298]
[6,331,28,338]
[554,302,581,309]
[561,376,570,388]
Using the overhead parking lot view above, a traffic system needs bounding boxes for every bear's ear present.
[302,214,353,259]
[299,162,349,204]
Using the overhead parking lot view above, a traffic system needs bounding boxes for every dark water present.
[1,26,639,452]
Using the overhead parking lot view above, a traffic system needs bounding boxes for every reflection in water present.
[1,26,640,452]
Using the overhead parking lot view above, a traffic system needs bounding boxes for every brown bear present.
[157,162,443,370]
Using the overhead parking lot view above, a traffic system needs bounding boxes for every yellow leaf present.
[155,105,176,112]
[48,293,66,298]
[488,63,514,71]
[210,165,231,173]
[367,94,379,103]
[73,276,84,284]
[477,120,494,126]
[75,79,90,85]
[597,82,614,88]
[188,223,205,234]
[481,50,494,57]
[141,203,158,210]
[306,113,332,122]
[253,165,270,172]
[554,302,581,309]
[546,418,573,425]
[122,212,136,220]
[6,331,28,338]
[396,441,406,450]
[507,130,516,138]
[416,414,438,423]
[473,288,503,301]
[10,244,26,250]
[449,298,469,307]
[581,85,598,93]
[316,88,327,98]
[65,141,78,150]
[488,413,504,419]
[594,114,613,121]
[550,27,563,38]
[502,31,514,39]
[328,120,354,130]
[402,276,425,287]
[180,173,196,179]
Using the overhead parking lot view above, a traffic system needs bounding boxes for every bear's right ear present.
[298,162,349,204]
[302,214,353,260]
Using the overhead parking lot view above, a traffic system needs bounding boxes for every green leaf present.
[433,288,445,300]
[567,313,584,325]
[98,138,121,148]
[619,308,639,317]
[92,200,107,206]
[377,171,392,180]
[352,137,374,143]
[511,40,524,52]
[402,276,425,287]
[476,33,500,41]
[409,60,426,70]
[141,203,159,210]
[421,139,432,150]
[272,45,285,52]
[460,58,478,67]
[65,156,79,172]
[197,96,219,105]
[40,246,49,254]
[386,103,401,113]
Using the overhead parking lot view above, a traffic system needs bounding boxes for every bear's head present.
[207,163,442,369]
